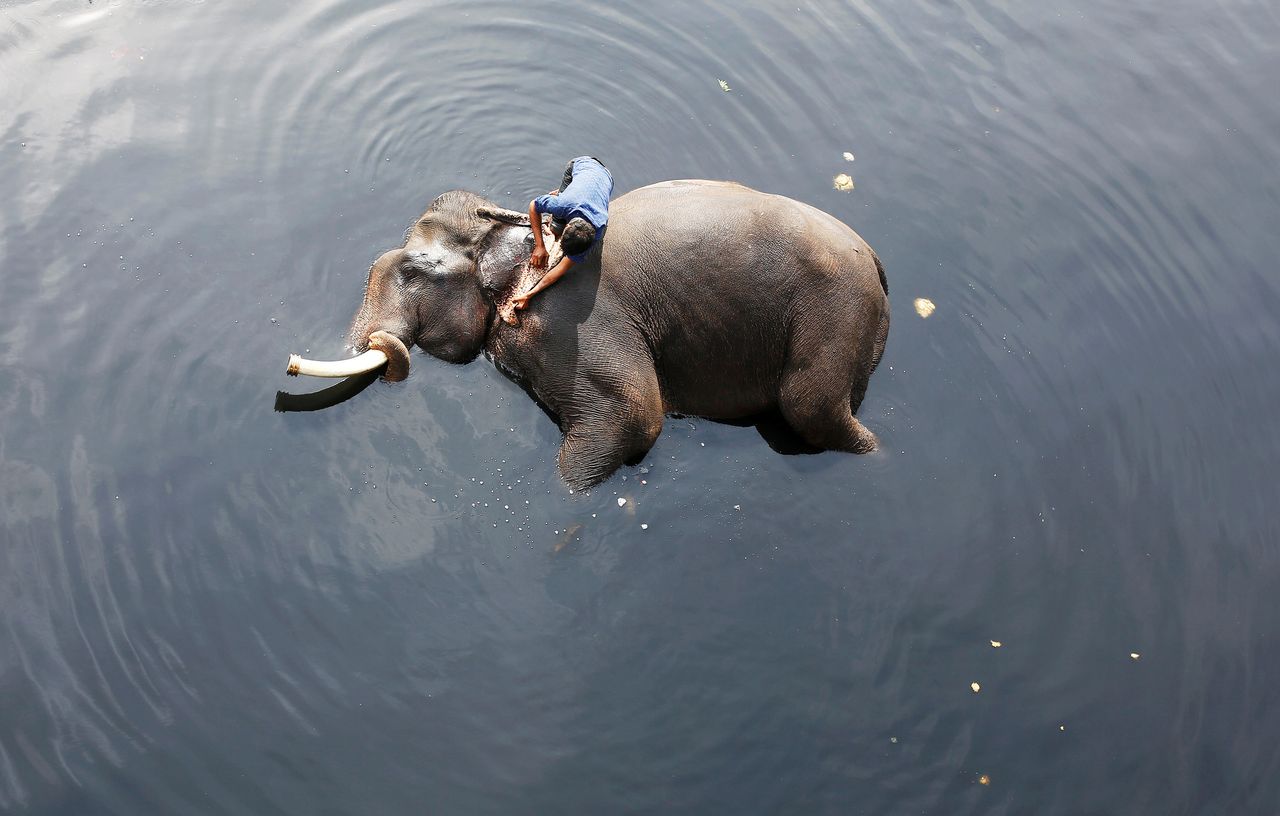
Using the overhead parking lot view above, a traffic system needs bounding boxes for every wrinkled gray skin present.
[348,180,889,490]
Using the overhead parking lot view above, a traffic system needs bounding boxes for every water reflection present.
[275,371,380,413]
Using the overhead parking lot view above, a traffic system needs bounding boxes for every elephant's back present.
[598,180,887,418]
[608,181,881,290]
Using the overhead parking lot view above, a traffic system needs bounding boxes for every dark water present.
[3,0,1279,812]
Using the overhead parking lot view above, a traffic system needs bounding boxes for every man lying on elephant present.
[505,156,613,323]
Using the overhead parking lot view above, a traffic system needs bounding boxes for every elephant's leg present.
[852,305,891,413]
[556,364,664,490]
[778,328,879,454]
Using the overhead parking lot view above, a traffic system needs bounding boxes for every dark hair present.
[561,218,596,257]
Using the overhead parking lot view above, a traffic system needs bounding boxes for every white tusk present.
[286,349,388,378]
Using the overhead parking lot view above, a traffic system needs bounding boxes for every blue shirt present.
[533,157,613,262]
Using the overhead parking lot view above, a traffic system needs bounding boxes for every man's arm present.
[514,256,575,308]
[529,200,548,269]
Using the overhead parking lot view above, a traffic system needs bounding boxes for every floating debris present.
[641,523,649,530]
[617,497,627,507]
[913,297,936,318]
[1130,652,1140,660]
[553,523,583,553]
[1059,724,1066,731]
[970,682,981,693]
[842,151,855,162]
[990,640,1002,648]
[978,774,991,786]
[833,173,854,192]
[718,79,732,92]
[890,736,898,744]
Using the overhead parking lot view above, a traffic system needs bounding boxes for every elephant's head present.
[343,190,540,381]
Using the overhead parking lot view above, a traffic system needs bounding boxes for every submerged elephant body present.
[347,179,889,489]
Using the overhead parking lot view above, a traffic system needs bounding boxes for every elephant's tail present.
[872,250,888,297]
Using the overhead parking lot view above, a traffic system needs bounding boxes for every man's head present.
[560,217,596,258]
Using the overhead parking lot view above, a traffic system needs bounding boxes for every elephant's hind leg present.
[851,302,891,413]
[778,334,879,455]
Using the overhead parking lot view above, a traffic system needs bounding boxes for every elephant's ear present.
[475,220,531,293]
[476,206,530,226]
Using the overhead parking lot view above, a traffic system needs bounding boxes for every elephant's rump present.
[603,181,886,418]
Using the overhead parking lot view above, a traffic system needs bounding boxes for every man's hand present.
[500,301,520,325]
[530,246,549,270]
[548,189,560,196]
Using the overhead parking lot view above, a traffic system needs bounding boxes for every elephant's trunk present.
[286,330,410,382]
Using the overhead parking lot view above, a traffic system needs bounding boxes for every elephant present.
[291,179,890,490]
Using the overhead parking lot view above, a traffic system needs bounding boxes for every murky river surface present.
[3,0,1279,812]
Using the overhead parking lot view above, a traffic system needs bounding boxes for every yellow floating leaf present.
[990,640,1002,648]
[718,79,731,92]
[914,297,936,318]
[833,173,854,192]
[978,774,991,786]
[842,151,855,162]
[970,681,981,693]
[1130,652,1140,660]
